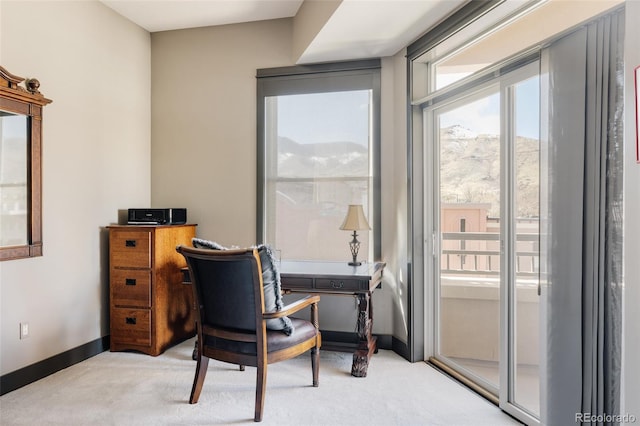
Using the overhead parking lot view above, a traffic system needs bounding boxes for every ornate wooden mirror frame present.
[0,66,52,261]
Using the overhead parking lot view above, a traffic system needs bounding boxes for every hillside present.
[277,136,368,178]
[440,125,540,218]
[273,128,540,219]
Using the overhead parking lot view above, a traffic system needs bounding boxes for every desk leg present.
[351,292,376,377]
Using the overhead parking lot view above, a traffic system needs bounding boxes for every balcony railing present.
[441,232,539,277]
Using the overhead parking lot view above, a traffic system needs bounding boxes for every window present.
[408,1,624,424]
[257,61,380,262]
[410,0,622,100]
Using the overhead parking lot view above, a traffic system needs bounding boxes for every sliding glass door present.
[435,86,502,393]
[427,61,541,423]
[510,73,540,417]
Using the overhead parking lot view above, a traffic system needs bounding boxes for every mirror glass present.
[0,110,29,247]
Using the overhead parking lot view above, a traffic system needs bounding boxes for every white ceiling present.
[101,0,304,33]
[100,0,466,63]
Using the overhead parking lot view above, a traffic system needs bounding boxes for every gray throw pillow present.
[191,238,294,335]
[192,238,226,250]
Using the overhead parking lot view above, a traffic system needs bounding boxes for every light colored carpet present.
[0,338,521,425]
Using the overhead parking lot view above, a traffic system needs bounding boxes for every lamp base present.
[347,231,363,267]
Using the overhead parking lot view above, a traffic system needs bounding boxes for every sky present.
[274,90,371,146]
[270,74,540,147]
[439,75,540,140]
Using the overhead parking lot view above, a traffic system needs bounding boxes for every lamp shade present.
[340,204,371,231]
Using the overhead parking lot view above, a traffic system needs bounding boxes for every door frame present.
[423,60,541,426]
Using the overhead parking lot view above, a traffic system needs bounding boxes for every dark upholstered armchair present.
[176,245,321,422]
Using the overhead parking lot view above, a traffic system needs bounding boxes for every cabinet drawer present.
[111,230,151,268]
[315,278,362,291]
[111,269,151,307]
[111,308,151,346]
[281,277,313,290]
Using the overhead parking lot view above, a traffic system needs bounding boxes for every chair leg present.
[190,356,209,404]
[311,347,320,387]
[254,362,267,422]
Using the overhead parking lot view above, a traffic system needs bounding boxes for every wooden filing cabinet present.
[108,224,197,356]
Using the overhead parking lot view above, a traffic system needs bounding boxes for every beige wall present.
[151,19,291,247]
[383,51,410,342]
[0,0,150,375]
[292,0,341,62]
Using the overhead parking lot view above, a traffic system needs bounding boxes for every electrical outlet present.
[20,322,29,339]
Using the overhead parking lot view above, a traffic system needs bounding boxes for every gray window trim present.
[256,60,382,260]
[406,0,505,60]
[406,1,507,363]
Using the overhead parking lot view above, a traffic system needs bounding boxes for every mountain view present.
[274,127,539,219]
[440,125,540,218]
[277,136,368,178]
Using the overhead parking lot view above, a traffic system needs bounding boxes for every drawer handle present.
[125,317,137,325]
[125,240,137,247]
[125,278,136,286]
[331,280,344,289]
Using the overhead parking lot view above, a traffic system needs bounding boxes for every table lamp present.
[340,204,371,266]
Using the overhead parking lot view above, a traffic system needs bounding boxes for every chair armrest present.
[263,295,320,319]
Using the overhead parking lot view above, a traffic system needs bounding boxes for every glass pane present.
[430,0,622,92]
[0,112,28,247]
[265,91,372,261]
[513,76,540,416]
[437,90,501,389]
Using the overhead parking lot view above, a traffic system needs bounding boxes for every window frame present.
[0,66,51,261]
[256,60,381,261]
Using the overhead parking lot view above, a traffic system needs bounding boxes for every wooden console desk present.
[182,260,385,377]
[279,260,385,377]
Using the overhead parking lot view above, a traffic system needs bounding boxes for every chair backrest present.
[177,246,264,333]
